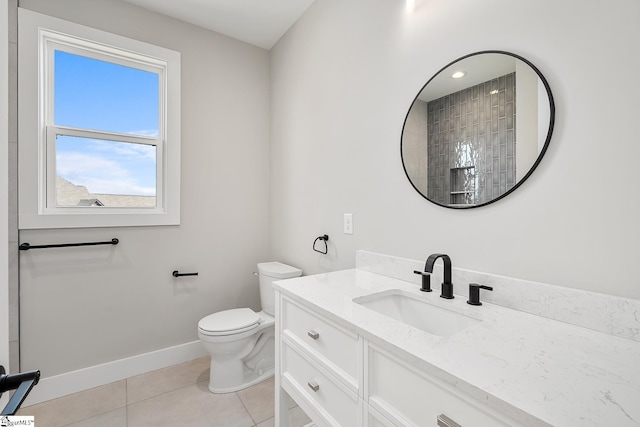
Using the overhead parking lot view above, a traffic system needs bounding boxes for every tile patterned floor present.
[18,357,311,427]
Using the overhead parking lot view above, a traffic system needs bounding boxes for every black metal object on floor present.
[0,365,40,415]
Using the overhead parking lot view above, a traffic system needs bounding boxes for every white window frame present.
[18,9,181,229]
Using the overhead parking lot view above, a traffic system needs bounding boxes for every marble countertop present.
[274,268,640,427]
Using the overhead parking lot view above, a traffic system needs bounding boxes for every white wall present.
[1,0,10,393]
[270,0,640,300]
[18,0,271,377]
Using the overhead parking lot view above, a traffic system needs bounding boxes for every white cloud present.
[57,152,156,196]
[92,140,156,162]
[129,129,159,138]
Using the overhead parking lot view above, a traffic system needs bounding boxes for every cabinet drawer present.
[282,342,361,427]
[282,297,359,382]
[367,344,522,427]
[365,404,396,427]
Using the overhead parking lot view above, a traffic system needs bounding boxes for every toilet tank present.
[257,262,302,316]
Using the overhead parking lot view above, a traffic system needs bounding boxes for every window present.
[18,9,181,228]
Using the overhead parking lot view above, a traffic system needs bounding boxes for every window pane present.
[54,50,159,137]
[55,135,157,208]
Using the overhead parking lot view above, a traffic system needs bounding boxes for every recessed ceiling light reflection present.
[451,71,466,79]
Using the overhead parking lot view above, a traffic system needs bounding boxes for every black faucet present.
[467,283,493,306]
[414,253,454,299]
[413,268,432,292]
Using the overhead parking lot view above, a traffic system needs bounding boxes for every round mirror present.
[401,51,555,208]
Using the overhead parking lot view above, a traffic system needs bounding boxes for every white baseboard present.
[24,340,208,406]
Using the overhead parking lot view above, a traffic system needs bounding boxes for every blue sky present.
[54,50,159,196]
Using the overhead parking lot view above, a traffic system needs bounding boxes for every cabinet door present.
[365,404,398,427]
[282,341,362,427]
[366,343,524,427]
[281,296,361,393]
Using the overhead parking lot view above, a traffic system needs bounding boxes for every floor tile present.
[16,359,312,427]
[18,380,126,427]
[256,405,313,427]
[236,376,298,424]
[127,356,210,405]
[65,407,127,427]
[236,376,277,424]
[127,381,254,427]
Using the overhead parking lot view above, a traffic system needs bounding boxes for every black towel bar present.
[19,238,119,251]
[173,271,199,277]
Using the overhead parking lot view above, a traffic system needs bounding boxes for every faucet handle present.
[413,270,432,292]
[467,283,493,306]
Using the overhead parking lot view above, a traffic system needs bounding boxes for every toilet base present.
[208,365,274,393]
[205,321,276,393]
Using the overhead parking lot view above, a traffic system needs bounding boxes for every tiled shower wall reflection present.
[427,72,516,206]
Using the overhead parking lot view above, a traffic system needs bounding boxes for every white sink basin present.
[353,289,480,337]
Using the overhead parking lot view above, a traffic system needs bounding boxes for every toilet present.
[198,262,302,393]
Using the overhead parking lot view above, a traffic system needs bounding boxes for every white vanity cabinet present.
[276,294,363,426]
[365,343,526,427]
[275,291,526,427]
[365,405,397,427]
[274,266,640,427]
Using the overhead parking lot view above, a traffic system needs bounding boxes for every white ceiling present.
[122,0,316,50]
[419,54,517,102]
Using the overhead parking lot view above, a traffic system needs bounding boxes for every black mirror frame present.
[401,50,555,209]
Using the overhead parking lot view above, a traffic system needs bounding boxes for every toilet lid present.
[198,308,261,335]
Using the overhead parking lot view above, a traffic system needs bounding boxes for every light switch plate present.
[344,213,353,234]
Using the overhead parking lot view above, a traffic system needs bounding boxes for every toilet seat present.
[198,308,261,336]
